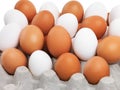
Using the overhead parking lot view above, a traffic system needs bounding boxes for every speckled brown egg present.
[1,48,27,74]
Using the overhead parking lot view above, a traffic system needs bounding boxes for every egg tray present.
[0,57,120,90]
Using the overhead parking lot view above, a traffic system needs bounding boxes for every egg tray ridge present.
[0,57,120,90]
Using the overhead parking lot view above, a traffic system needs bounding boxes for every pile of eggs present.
[0,0,120,85]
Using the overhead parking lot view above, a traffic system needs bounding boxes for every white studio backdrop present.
[0,0,120,30]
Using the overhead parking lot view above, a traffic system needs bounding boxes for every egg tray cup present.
[0,57,119,90]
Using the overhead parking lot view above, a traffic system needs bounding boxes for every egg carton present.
[0,57,120,90]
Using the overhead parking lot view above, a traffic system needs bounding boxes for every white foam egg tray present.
[0,57,120,90]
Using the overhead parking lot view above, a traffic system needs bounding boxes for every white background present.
[0,0,120,30]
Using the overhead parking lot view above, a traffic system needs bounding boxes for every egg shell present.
[109,5,120,23]
[77,23,82,31]
[83,56,110,84]
[62,1,84,22]
[19,25,44,55]
[15,0,36,23]
[82,16,107,39]
[84,2,107,21]
[1,48,27,74]
[47,25,71,57]
[31,10,54,35]
[108,18,120,36]
[39,2,59,24]
[4,9,28,29]
[28,50,52,77]
[54,53,81,81]
[73,28,98,60]
[102,26,109,39]
[56,13,78,38]
[97,36,120,64]
[0,23,21,51]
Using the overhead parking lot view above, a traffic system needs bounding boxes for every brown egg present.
[83,56,110,84]
[62,1,84,22]
[47,25,71,57]
[54,53,81,81]
[98,39,102,44]
[31,10,54,35]
[42,35,50,54]
[77,23,82,31]
[82,16,107,39]
[15,0,36,23]
[97,36,120,64]
[1,48,27,74]
[20,25,44,55]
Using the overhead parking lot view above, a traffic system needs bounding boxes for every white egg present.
[108,18,120,36]
[56,13,78,38]
[4,9,28,29]
[73,28,98,60]
[29,50,52,77]
[39,2,59,24]
[84,2,107,21]
[0,23,21,51]
[109,5,120,23]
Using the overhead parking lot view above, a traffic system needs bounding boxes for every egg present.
[98,39,102,44]
[1,48,27,74]
[108,18,120,36]
[31,10,54,35]
[19,25,44,55]
[54,53,81,81]
[84,2,107,21]
[29,50,52,77]
[83,56,110,84]
[82,16,107,39]
[56,13,78,38]
[61,1,84,22]
[102,26,109,39]
[47,25,71,57]
[0,23,21,51]
[77,23,82,31]
[15,0,36,23]
[39,2,59,24]
[42,35,48,53]
[97,36,120,64]
[73,28,98,60]
[4,9,28,29]
[109,5,120,23]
